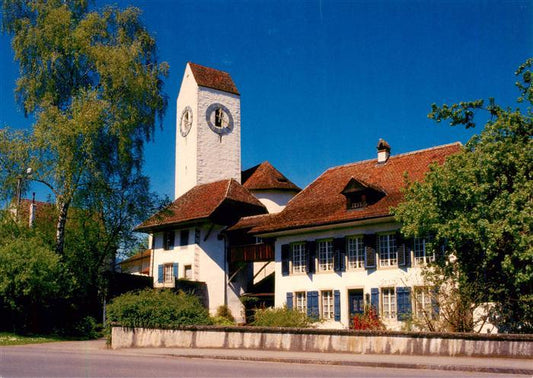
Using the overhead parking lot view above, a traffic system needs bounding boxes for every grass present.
[0,332,65,346]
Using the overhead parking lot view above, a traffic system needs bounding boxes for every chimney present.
[377,139,391,163]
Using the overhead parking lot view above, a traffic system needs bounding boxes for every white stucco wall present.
[151,224,245,323]
[273,221,426,330]
[251,190,297,213]
[175,64,199,199]
[196,87,241,186]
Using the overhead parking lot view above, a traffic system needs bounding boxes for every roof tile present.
[242,161,301,192]
[251,143,462,233]
[188,62,239,95]
[135,179,265,231]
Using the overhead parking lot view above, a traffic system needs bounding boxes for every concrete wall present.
[111,326,533,358]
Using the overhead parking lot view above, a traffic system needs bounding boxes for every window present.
[292,243,307,273]
[414,237,434,265]
[163,231,175,250]
[318,240,333,271]
[382,288,396,319]
[164,264,174,283]
[415,287,433,319]
[180,229,189,246]
[295,292,307,313]
[184,265,192,279]
[215,108,224,127]
[347,236,364,269]
[379,234,397,267]
[321,290,334,319]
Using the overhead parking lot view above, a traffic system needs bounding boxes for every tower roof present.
[242,161,300,192]
[188,62,239,95]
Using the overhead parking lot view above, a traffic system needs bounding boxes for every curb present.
[165,353,533,375]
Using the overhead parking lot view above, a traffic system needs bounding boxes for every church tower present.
[175,62,241,199]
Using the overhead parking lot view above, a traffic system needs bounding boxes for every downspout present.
[217,231,228,307]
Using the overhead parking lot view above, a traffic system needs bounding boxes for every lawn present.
[0,332,64,346]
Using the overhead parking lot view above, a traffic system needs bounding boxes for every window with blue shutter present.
[370,288,379,315]
[307,291,319,319]
[334,290,341,321]
[157,264,164,283]
[173,262,179,279]
[286,292,293,309]
[396,287,412,320]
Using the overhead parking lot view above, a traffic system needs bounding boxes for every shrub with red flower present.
[352,306,385,330]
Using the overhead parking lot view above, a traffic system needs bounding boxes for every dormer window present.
[341,178,386,210]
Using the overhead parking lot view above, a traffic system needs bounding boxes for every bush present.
[352,306,385,330]
[71,316,101,339]
[252,306,311,328]
[106,289,212,328]
[211,305,235,326]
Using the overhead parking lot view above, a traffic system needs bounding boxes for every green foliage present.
[0,0,168,255]
[0,229,71,332]
[252,306,312,328]
[0,0,168,335]
[0,332,66,346]
[395,60,533,333]
[106,289,213,328]
[215,305,235,323]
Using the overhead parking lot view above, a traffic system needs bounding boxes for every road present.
[0,341,527,377]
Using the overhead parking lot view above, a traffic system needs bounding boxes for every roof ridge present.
[325,141,463,172]
[188,61,232,76]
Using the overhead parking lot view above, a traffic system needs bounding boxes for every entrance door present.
[348,289,364,316]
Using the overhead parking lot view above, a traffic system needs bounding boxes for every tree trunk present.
[55,200,70,255]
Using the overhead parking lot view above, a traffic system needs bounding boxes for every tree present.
[1,0,168,254]
[0,215,70,332]
[394,59,533,333]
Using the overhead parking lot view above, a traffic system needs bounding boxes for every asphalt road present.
[0,341,527,377]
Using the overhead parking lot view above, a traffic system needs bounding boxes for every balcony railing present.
[230,242,274,263]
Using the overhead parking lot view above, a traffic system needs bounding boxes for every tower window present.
[215,108,224,127]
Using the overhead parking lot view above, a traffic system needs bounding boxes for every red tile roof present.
[135,179,266,231]
[249,143,462,234]
[188,62,239,95]
[242,161,301,192]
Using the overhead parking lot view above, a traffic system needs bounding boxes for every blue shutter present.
[173,262,179,278]
[334,290,341,321]
[396,287,412,320]
[286,292,293,309]
[281,244,290,276]
[157,264,164,283]
[371,288,379,315]
[307,291,319,319]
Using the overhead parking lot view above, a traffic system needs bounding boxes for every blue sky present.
[1,0,531,201]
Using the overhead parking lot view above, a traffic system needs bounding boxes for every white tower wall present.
[175,64,199,199]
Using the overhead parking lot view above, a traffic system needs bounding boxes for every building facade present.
[136,62,462,328]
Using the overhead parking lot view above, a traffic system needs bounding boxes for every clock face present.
[180,106,193,137]
[206,103,233,136]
